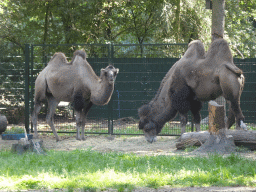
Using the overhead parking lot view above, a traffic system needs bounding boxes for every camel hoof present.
[240,120,247,130]
[55,136,61,142]
[33,135,39,139]
[81,137,87,141]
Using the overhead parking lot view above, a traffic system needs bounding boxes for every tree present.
[0,0,254,54]
[195,0,239,154]
[225,0,256,58]
[212,0,225,41]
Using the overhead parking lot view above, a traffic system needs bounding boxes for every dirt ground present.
[1,134,256,192]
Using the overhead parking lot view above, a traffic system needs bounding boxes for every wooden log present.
[176,138,202,150]
[177,130,256,149]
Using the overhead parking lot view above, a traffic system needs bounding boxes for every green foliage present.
[225,0,256,58]
[0,0,255,63]
[1,0,254,48]
[0,150,256,190]
[3,126,24,134]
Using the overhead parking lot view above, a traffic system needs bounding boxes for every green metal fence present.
[2,43,255,136]
[0,45,26,127]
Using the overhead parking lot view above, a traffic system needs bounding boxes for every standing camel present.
[138,39,246,143]
[32,50,119,141]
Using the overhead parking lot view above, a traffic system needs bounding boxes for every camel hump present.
[207,39,233,61]
[188,40,203,47]
[224,63,243,76]
[73,50,87,60]
[69,50,87,65]
[184,40,205,59]
[49,52,68,65]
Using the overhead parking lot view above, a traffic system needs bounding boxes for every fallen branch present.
[176,130,256,150]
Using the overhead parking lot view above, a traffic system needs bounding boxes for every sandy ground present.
[1,133,256,158]
[1,134,256,192]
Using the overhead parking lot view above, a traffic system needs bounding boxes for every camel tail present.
[224,63,243,76]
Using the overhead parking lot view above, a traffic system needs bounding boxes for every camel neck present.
[152,102,177,131]
[90,81,115,105]
[76,62,115,105]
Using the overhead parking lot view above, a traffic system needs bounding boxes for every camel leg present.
[75,110,83,140]
[190,100,202,132]
[227,104,235,129]
[180,113,188,135]
[220,73,246,129]
[230,101,246,130]
[226,101,247,130]
[31,102,42,139]
[80,102,93,140]
[46,97,60,141]
[191,111,201,132]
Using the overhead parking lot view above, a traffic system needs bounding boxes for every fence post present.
[24,44,30,134]
[108,43,114,135]
[30,45,34,132]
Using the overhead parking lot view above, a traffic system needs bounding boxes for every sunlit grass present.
[0,149,256,191]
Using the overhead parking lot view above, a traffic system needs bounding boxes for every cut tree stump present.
[11,139,46,155]
[178,101,237,153]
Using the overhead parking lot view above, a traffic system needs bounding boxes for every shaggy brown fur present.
[138,39,245,143]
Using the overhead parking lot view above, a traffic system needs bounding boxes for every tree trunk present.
[43,1,50,44]
[192,101,236,153]
[212,0,226,121]
[211,0,225,41]
[174,0,181,42]
[208,100,226,132]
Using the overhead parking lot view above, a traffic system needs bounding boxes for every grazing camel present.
[32,50,119,141]
[138,39,246,143]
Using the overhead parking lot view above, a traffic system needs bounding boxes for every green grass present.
[0,149,256,191]
[3,126,25,134]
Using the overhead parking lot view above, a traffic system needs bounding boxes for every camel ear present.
[101,68,108,76]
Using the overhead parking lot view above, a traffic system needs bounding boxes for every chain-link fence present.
[0,45,26,125]
[1,43,255,136]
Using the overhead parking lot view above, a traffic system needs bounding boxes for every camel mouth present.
[109,79,116,83]
[145,135,157,143]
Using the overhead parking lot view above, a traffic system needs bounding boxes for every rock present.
[0,115,7,134]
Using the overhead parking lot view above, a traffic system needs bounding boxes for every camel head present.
[100,65,119,83]
[138,104,162,143]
